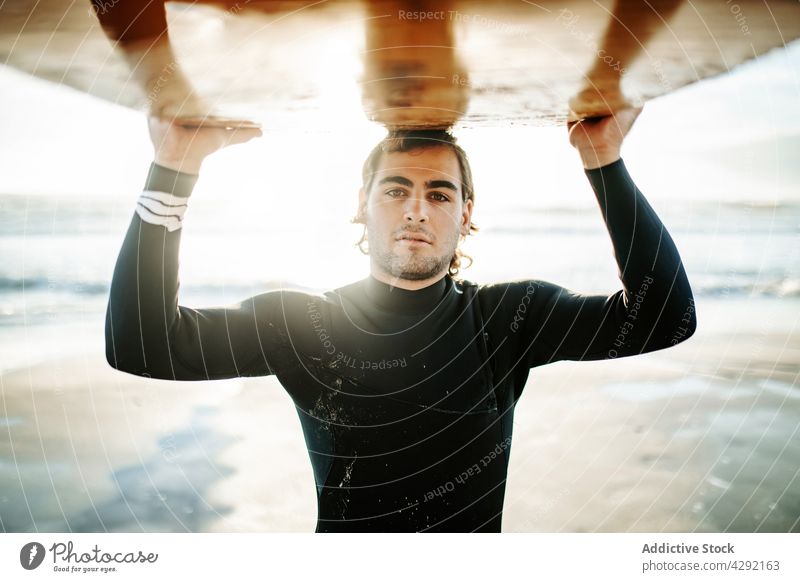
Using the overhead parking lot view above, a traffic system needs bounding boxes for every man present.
[106,108,696,532]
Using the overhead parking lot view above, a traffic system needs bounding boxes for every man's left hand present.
[567,106,643,169]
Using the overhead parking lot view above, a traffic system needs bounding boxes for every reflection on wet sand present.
[62,409,237,533]
[0,365,240,532]
[1,335,798,532]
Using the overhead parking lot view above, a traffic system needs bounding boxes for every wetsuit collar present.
[365,274,451,315]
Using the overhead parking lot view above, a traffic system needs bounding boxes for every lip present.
[397,238,431,247]
[395,231,433,244]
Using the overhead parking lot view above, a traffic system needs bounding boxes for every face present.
[359,146,473,282]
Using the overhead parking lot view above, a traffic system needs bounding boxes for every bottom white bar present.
[1,533,796,581]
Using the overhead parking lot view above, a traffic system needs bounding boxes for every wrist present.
[578,148,620,170]
[145,161,199,198]
[152,155,203,176]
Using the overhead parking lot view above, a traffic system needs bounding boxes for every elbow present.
[675,315,697,346]
[685,305,698,338]
[104,319,146,377]
[104,348,155,379]
[666,294,697,347]
[104,303,142,376]
[104,344,119,371]
[667,266,697,344]
[104,337,132,374]
[104,307,123,372]
[104,313,118,370]
[104,342,131,374]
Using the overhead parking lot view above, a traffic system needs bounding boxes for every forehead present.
[374,147,461,184]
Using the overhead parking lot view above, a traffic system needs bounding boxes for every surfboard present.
[1,0,798,129]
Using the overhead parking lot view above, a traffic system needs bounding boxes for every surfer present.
[106,106,696,532]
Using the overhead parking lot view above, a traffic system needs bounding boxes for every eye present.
[385,188,407,198]
[428,191,450,202]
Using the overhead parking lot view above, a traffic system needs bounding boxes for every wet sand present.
[1,309,798,533]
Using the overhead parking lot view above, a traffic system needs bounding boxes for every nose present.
[403,195,429,223]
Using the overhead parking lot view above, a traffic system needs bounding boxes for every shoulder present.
[323,278,367,311]
[246,286,332,319]
[473,278,562,305]
[328,278,364,298]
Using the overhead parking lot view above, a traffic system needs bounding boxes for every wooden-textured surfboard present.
[1,0,798,129]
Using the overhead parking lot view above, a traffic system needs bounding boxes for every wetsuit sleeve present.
[505,158,697,368]
[105,163,286,381]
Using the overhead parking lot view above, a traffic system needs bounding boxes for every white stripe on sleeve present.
[135,190,189,232]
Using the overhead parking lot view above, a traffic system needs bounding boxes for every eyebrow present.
[427,179,459,192]
[378,176,459,192]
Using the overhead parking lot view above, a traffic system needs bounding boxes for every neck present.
[364,271,451,315]
[369,265,448,290]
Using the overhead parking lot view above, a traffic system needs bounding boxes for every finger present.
[567,117,602,136]
[567,119,588,138]
[224,127,263,145]
[148,115,171,133]
[617,105,644,122]
[619,106,643,129]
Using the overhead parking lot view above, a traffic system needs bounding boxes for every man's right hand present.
[148,116,263,175]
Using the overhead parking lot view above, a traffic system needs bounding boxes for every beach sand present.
[1,306,798,533]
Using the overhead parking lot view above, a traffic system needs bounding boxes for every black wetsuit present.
[105,158,696,532]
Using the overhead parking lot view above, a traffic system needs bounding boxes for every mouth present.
[395,232,433,246]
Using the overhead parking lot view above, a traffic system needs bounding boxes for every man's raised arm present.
[499,106,697,368]
[104,118,282,381]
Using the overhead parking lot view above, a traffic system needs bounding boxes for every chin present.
[390,257,448,280]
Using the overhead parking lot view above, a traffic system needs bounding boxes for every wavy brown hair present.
[355,130,478,277]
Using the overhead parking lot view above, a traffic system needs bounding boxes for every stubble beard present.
[369,225,459,281]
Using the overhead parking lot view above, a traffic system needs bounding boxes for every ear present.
[460,198,473,236]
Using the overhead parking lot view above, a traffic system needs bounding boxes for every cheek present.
[367,197,390,217]
[370,197,408,220]
[435,206,465,231]
[365,204,395,234]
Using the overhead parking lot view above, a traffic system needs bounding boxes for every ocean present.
[1,191,798,373]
